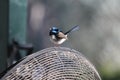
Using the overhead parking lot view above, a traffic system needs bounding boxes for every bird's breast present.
[57,38,67,44]
[50,35,67,44]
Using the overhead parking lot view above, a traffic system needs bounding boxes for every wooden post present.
[0,0,8,73]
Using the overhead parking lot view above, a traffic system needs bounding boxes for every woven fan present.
[1,47,101,80]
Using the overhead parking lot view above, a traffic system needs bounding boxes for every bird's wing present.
[57,32,67,39]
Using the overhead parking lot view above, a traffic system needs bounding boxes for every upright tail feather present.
[64,25,80,35]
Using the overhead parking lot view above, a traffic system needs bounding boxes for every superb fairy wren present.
[49,25,80,45]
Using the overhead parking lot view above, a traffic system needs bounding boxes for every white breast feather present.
[57,38,66,44]
[50,35,67,44]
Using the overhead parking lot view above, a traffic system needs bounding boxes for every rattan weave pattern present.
[1,47,101,80]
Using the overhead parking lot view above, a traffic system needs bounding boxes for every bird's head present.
[49,27,60,35]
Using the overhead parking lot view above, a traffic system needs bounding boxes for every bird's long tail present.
[64,25,80,35]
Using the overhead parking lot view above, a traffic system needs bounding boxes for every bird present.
[49,25,80,45]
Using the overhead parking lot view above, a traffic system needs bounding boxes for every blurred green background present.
[1,0,120,79]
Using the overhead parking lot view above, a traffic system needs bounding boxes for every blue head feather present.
[52,27,58,30]
[51,27,59,33]
[49,27,60,35]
